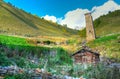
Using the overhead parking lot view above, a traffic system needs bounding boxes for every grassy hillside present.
[79,10,120,37]
[0,0,78,37]
[0,35,30,46]
[94,10,120,36]
[87,33,120,62]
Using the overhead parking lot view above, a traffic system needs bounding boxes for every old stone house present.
[72,48,100,64]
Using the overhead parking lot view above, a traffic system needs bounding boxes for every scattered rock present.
[108,63,120,69]
[35,68,42,74]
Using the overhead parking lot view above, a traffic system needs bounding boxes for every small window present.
[89,30,91,33]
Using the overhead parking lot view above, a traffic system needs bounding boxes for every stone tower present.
[85,13,96,42]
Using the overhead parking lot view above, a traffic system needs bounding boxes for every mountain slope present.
[94,10,120,36]
[0,0,78,37]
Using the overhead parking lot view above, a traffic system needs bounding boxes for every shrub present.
[0,52,12,66]
[4,72,32,79]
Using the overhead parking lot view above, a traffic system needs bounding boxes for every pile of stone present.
[31,68,54,79]
[108,63,120,69]
[0,66,24,76]
[31,68,86,79]
[0,66,87,79]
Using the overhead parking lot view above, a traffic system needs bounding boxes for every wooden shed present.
[72,48,100,64]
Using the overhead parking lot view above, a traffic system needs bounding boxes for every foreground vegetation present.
[3,63,120,79]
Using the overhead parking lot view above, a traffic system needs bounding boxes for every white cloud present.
[92,0,120,20]
[60,8,89,29]
[60,0,120,30]
[43,15,57,22]
[43,15,62,24]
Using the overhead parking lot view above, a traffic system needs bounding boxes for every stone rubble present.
[0,66,87,79]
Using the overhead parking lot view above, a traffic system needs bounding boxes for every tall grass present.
[84,63,120,79]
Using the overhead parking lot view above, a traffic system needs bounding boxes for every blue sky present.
[4,0,120,29]
[4,0,120,17]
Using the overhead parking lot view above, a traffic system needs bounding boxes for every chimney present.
[85,13,96,42]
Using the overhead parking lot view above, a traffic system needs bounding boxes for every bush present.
[0,52,12,66]
[4,72,32,79]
